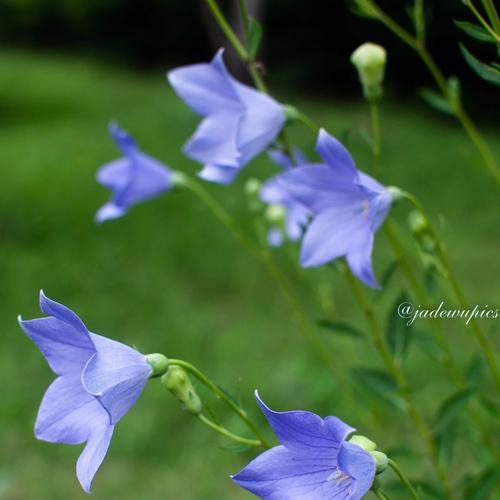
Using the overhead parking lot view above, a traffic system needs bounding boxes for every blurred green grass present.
[0,50,498,499]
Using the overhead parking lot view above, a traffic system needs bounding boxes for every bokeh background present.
[0,1,498,499]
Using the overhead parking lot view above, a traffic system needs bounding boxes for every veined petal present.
[232,445,348,500]
[346,230,379,289]
[183,113,241,167]
[77,422,114,494]
[256,392,354,458]
[279,165,361,213]
[18,293,95,375]
[167,49,243,116]
[337,442,376,500]
[82,334,151,424]
[286,203,310,241]
[197,164,240,184]
[300,205,368,268]
[35,375,108,445]
[316,129,358,183]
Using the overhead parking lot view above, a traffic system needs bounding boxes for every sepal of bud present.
[245,178,262,198]
[370,450,388,474]
[146,353,169,378]
[283,104,300,123]
[351,42,387,101]
[348,434,377,452]
[162,366,202,415]
[265,204,286,225]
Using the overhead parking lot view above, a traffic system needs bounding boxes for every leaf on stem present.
[454,20,497,43]
[247,18,263,60]
[419,88,454,115]
[460,44,500,86]
[433,387,475,433]
[386,291,413,362]
[315,319,364,339]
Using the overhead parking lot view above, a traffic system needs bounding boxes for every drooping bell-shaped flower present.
[167,49,286,184]
[260,149,311,247]
[277,129,392,288]
[18,291,155,493]
[95,123,173,222]
[232,391,376,499]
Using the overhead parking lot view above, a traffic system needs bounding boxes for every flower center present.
[327,467,350,484]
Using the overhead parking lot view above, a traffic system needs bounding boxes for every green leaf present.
[380,259,401,289]
[434,387,475,433]
[413,329,445,361]
[247,17,263,60]
[465,356,484,385]
[436,419,459,465]
[419,88,454,115]
[315,319,364,339]
[219,444,253,454]
[462,467,500,500]
[351,368,407,410]
[386,291,413,362]
[454,20,496,43]
[460,44,500,86]
[478,394,500,417]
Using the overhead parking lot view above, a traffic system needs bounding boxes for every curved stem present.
[465,0,499,41]
[198,413,262,447]
[204,0,248,60]
[481,0,500,31]
[388,459,421,500]
[169,359,270,448]
[343,269,453,498]
[373,490,390,500]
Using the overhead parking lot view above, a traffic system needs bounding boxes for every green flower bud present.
[245,178,262,198]
[351,42,387,100]
[265,204,286,225]
[161,366,202,415]
[171,170,189,187]
[407,210,429,236]
[146,353,169,378]
[348,434,377,452]
[370,450,388,474]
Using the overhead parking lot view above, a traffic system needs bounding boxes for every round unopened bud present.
[348,434,377,452]
[171,170,189,187]
[146,353,169,378]
[370,450,388,474]
[162,366,202,415]
[407,210,429,236]
[283,104,300,122]
[245,178,262,197]
[351,42,387,100]
[265,204,286,225]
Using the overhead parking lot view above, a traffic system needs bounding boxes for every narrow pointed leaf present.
[386,291,413,361]
[315,319,364,339]
[419,88,454,115]
[434,388,475,433]
[454,20,496,42]
[247,17,263,60]
[460,44,500,86]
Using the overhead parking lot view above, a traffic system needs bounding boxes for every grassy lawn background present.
[0,50,498,499]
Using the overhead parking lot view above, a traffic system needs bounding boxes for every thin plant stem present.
[400,192,500,390]
[481,0,500,31]
[169,358,270,448]
[465,0,500,40]
[362,1,500,183]
[180,178,340,382]
[369,100,382,176]
[238,0,250,36]
[373,490,390,500]
[204,0,248,60]
[198,413,263,447]
[343,269,453,498]
[388,459,421,500]
[414,0,425,44]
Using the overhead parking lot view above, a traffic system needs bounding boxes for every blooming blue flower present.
[260,149,311,247]
[18,291,153,493]
[95,123,172,223]
[278,129,392,288]
[167,49,286,184]
[232,392,375,500]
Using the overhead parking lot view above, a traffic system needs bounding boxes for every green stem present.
[198,413,262,447]
[169,359,270,448]
[204,0,248,60]
[401,192,500,390]
[363,2,500,183]
[481,0,500,32]
[296,111,320,134]
[414,0,426,44]
[238,0,250,37]
[343,269,453,498]
[373,490,390,500]
[369,99,382,176]
[466,0,500,40]
[388,459,421,500]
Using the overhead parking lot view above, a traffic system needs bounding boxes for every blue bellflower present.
[278,129,392,288]
[167,49,286,184]
[260,150,311,247]
[18,291,153,493]
[96,123,172,223]
[232,392,375,500]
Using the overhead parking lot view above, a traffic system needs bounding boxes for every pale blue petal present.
[267,228,284,247]
[82,334,151,424]
[167,49,242,116]
[338,442,376,500]
[256,392,354,458]
[316,129,358,183]
[109,122,138,156]
[286,203,310,241]
[346,231,379,289]
[183,113,241,167]
[198,164,240,184]
[35,375,107,445]
[95,202,127,223]
[77,422,114,494]
[96,159,130,191]
[300,205,368,268]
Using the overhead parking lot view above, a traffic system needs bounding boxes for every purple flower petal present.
[82,334,151,424]
[338,442,376,500]
[198,164,240,184]
[267,227,284,247]
[95,202,127,223]
[77,422,114,494]
[256,392,354,458]
[346,231,379,289]
[96,159,130,192]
